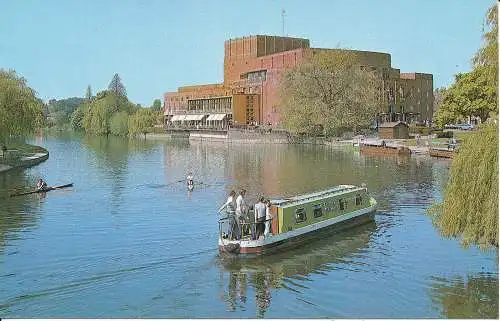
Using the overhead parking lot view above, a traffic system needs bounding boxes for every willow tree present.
[279,50,381,136]
[128,108,157,138]
[428,124,498,248]
[0,69,44,145]
[82,91,136,135]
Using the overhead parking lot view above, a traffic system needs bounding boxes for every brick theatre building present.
[164,35,433,129]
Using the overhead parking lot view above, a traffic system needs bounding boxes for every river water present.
[0,133,497,318]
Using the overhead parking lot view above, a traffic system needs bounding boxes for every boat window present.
[356,194,362,206]
[339,199,347,211]
[295,208,307,223]
[313,205,323,218]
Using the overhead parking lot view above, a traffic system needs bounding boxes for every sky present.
[0,0,495,106]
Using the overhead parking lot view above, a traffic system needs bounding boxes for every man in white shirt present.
[236,189,248,237]
[218,190,239,239]
[254,197,266,240]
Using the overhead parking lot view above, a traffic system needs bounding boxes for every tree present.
[70,104,86,131]
[0,69,44,145]
[152,99,162,112]
[81,91,137,136]
[46,97,85,128]
[108,73,127,98]
[279,50,381,136]
[110,111,129,136]
[427,124,498,248]
[128,108,157,138]
[85,85,93,101]
[433,4,498,126]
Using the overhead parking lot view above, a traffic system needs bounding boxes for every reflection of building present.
[164,35,434,128]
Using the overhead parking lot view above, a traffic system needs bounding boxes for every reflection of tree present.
[218,222,376,317]
[429,273,498,318]
[0,169,41,253]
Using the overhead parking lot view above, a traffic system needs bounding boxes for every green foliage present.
[427,124,498,248]
[110,111,129,136]
[70,104,87,131]
[434,70,496,127]
[279,50,381,136]
[128,108,157,138]
[47,97,85,128]
[108,73,127,98]
[82,91,136,136]
[433,5,498,127]
[0,69,44,144]
[85,85,93,101]
[152,99,162,112]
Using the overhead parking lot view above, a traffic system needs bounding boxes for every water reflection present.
[218,221,376,317]
[0,169,42,253]
[429,272,499,318]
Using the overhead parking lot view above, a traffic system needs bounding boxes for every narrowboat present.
[360,141,411,156]
[218,184,377,256]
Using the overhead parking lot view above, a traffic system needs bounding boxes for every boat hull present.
[429,148,454,159]
[219,200,376,257]
[360,143,410,156]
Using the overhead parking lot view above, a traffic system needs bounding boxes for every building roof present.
[379,121,408,128]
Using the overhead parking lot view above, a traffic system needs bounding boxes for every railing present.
[218,215,273,241]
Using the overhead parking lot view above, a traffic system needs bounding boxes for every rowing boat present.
[10,183,73,197]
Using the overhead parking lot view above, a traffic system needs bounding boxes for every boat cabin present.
[268,186,371,235]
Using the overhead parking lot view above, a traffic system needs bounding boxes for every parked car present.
[457,123,474,130]
[444,123,474,130]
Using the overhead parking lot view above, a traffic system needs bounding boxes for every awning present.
[206,114,227,121]
[184,114,206,121]
[170,115,187,121]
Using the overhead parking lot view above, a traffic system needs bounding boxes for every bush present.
[436,131,454,138]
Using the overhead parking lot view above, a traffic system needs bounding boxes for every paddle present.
[10,183,73,197]
[166,179,184,187]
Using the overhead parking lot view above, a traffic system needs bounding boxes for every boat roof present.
[271,185,364,208]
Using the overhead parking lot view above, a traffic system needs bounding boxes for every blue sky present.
[1,0,494,106]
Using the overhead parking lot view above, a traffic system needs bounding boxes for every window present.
[295,208,307,223]
[355,195,362,206]
[339,199,347,211]
[313,205,323,218]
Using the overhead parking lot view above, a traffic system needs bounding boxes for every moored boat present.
[429,147,455,159]
[218,184,377,257]
[360,141,411,156]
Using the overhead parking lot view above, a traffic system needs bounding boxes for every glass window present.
[313,205,323,218]
[339,199,346,211]
[295,208,307,223]
[355,195,362,206]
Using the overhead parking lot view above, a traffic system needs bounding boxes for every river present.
[0,133,497,318]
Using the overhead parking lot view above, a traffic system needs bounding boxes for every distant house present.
[378,122,409,139]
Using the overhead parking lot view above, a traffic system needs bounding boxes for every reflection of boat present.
[218,185,377,256]
[219,220,375,275]
[429,147,455,159]
[218,222,375,317]
[360,142,411,156]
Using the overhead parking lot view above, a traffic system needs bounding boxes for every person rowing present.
[186,172,194,187]
[35,178,48,192]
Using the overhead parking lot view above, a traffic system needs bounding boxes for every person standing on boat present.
[236,189,248,237]
[35,178,47,192]
[264,199,272,236]
[218,190,239,240]
[253,197,266,239]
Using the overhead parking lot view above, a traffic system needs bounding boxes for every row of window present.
[294,195,363,223]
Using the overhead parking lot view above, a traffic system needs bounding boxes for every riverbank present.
[0,144,49,173]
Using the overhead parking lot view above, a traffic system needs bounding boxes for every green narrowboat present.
[218,184,377,256]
